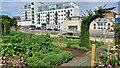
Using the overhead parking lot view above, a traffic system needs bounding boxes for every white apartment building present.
[20,2,79,30]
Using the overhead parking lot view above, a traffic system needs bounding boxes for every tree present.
[3,19,11,35]
[0,15,17,35]
[10,17,17,31]
[113,23,120,45]
[0,19,2,36]
[0,15,11,35]
[80,7,107,48]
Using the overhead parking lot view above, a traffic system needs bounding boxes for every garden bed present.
[60,47,86,58]
[53,38,104,52]
[1,33,72,67]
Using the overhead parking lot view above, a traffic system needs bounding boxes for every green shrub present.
[61,51,72,62]
[2,35,22,43]
[2,34,73,67]
[69,45,89,52]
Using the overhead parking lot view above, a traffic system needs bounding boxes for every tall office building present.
[116,1,120,14]
[118,1,120,13]
[20,2,79,30]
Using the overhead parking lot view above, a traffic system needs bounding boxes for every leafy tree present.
[3,19,11,35]
[0,15,17,35]
[80,7,107,48]
[113,23,120,45]
[10,17,17,31]
[0,19,2,36]
[0,15,11,35]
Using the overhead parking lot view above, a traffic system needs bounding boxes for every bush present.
[2,34,73,67]
[69,45,89,52]
[2,35,22,43]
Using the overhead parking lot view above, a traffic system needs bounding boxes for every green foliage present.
[95,46,120,67]
[69,45,89,52]
[80,7,106,48]
[0,15,17,35]
[114,23,120,45]
[2,35,22,43]
[2,34,72,66]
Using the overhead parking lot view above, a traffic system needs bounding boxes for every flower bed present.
[95,45,120,67]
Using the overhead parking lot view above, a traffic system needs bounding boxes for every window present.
[71,9,72,11]
[71,14,72,16]
[32,8,34,10]
[61,10,63,12]
[98,23,100,26]
[94,24,96,29]
[32,21,34,24]
[64,14,66,16]
[104,23,106,26]
[32,11,34,13]
[31,2,34,5]
[64,10,66,12]
[61,14,63,16]
[108,23,110,29]
[101,23,103,26]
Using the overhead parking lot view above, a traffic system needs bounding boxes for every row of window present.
[37,18,66,21]
[37,14,72,18]
[94,23,111,29]
[37,22,63,25]
[49,26,61,29]
[38,9,72,14]
[94,18,113,22]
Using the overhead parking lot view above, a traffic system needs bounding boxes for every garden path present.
[59,42,113,66]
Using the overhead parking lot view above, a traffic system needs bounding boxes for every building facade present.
[90,13,115,31]
[118,1,120,13]
[20,2,79,30]
[62,16,81,31]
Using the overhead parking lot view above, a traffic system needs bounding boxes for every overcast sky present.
[0,0,119,17]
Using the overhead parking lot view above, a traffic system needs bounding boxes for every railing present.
[72,36,113,67]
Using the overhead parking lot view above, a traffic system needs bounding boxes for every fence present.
[72,35,114,67]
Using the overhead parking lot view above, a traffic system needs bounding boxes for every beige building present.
[62,16,81,31]
[90,13,115,31]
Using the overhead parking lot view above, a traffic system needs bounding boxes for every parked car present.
[29,27,35,30]
[41,28,46,30]
[36,27,41,30]
[54,28,60,31]
[47,28,52,31]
